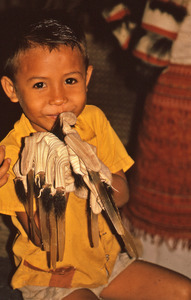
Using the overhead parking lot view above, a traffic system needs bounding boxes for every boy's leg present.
[63,288,99,300]
[100,260,191,300]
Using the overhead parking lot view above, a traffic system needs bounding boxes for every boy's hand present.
[0,145,11,188]
[112,170,130,208]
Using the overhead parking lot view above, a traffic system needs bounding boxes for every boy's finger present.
[0,173,9,188]
[0,158,11,178]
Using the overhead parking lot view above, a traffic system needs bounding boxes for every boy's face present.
[2,45,92,132]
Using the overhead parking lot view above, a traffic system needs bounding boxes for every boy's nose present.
[49,97,67,105]
[49,87,68,105]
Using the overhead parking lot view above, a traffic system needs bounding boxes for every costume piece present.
[13,112,137,269]
[102,2,134,50]
[132,0,187,72]
[0,105,134,289]
[101,0,187,90]
[125,1,191,252]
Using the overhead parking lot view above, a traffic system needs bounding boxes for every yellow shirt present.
[0,105,134,289]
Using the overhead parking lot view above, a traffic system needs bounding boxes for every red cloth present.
[125,64,191,245]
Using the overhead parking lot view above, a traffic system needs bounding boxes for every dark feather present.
[51,114,65,141]
[70,165,88,191]
[150,0,187,22]
[53,190,66,218]
[41,186,53,213]
[150,35,172,56]
[14,178,27,204]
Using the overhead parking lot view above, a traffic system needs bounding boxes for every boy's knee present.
[63,288,99,300]
[176,280,191,300]
[183,286,191,300]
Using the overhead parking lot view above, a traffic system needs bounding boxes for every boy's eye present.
[65,78,77,85]
[33,82,46,89]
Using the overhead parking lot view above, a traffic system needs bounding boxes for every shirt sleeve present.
[82,105,134,174]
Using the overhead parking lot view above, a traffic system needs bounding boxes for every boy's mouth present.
[47,114,60,120]
[49,115,59,119]
[48,111,73,120]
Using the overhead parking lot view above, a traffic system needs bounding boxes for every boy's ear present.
[86,65,93,88]
[1,76,19,103]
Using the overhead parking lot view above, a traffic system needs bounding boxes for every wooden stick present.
[57,213,65,262]
[38,196,50,251]
[27,169,36,243]
[49,209,58,270]
[90,211,99,248]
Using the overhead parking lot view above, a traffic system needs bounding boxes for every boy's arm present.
[0,145,11,188]
[112,170,129,208]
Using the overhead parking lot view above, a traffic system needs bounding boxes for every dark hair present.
[0,10,89,81]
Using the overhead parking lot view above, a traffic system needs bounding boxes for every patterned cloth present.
[125,63,191,247]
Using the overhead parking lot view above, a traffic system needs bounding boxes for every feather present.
[53,190,66,218]
[38,196,50,252]
[90,211,99,248]
[41,185,53,214]
[51,114,65,141]
[49,208,57,270]
[88,170,138,258]
[14,178,27,204]
[150,35,172,56]
[57,213,65,262]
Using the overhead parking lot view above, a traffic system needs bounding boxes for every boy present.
[0,14,190,300]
